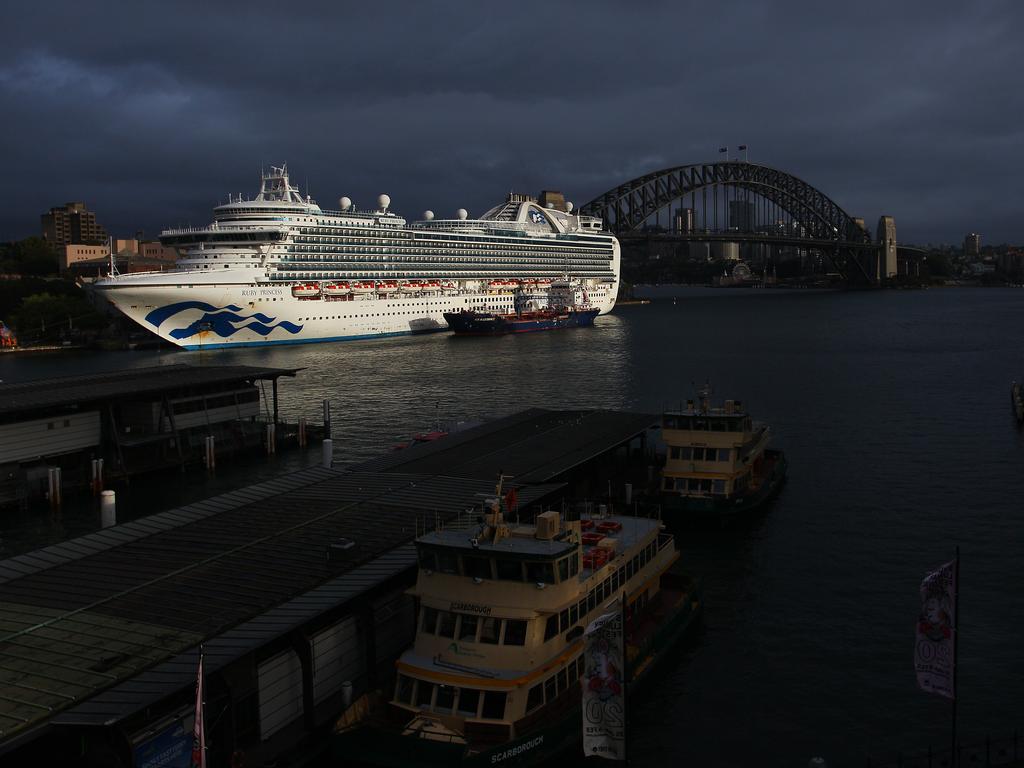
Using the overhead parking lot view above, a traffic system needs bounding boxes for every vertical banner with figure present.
[914,559,957,699]
[582,599,625,760]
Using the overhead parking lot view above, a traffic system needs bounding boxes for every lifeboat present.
[487,279,504,291]
[596,520,623,534]
[376,280,399,294]
[422,280,441,292]
[582,548,610,570]
[580,519,595,531]
[291,282,321,299]
[538,278,553,286]
[400,281,422,293]
[350,281,375,295]
[440,281,457,292]
[581,532,605,547]
[323,282,351,297]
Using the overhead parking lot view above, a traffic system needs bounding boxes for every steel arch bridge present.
[579,161,877,282]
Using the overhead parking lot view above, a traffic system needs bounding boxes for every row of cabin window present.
[663,416,752,432]
[542,541,660,643]
[421,609,528,646]
[669,446,732,462]
[526,654,586,714]
[663,477,728,494]
[394,675,507,720]
[418,550,580,585]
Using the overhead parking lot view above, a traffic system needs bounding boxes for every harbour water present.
[1,287,1022,766]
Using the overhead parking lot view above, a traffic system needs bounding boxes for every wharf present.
[0,407,658,767]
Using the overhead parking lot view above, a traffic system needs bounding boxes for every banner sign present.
[914,559,956,699]
[582,600,625,760]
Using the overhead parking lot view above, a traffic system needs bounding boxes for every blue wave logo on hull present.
[144,301,303,340]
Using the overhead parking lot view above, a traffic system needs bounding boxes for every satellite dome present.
[423,210,435,220]
[456,208,468,220]
[339,196,352,211]
[378,194,391,211]
[566,201,574,213]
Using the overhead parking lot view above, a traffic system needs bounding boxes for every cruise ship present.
[94,165,620,349]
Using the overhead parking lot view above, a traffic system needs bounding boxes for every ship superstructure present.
[94,166,620,349]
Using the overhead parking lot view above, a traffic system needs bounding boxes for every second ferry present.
[94,165,620,349]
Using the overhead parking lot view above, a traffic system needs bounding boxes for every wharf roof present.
[0,406,657,749]
[420,526,578,558]
[353,407,658,483]
[0,363,300,418]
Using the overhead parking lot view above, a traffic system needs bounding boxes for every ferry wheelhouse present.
[334,480,701,766]
[660,386,787,517]
[93,165,620,349]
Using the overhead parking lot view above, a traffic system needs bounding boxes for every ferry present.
[660,385,787,518]
[332,478,701,766]
[93,165,620,349]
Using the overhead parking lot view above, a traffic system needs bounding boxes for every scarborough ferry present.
[94,165,620,349]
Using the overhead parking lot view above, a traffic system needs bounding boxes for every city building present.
[675,207,695,233]
[728,200,756,232]
[139,239,178,262]
[61,243,110,271]
[964,232,981,257]
[41,202,108,249]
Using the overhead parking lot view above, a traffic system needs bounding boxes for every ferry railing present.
[866,730,1019,768]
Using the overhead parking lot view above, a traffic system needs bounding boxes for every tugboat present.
[444,280,599,336]
[332,476,701,766]
[660,384,787,519]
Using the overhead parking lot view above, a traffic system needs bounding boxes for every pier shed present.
[0,364,299,504]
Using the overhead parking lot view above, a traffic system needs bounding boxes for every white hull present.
[96,270,618,350]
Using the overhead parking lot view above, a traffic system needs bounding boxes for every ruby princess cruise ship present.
[94,165,620,349]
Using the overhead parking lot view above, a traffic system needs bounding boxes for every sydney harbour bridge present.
[579,161,916,285]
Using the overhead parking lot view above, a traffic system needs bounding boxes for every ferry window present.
[396,675,414,705]
[639,548,648,567]
[463,556,491,580]
[569,553,579,577]
[458,614,478,641]
[559,608,569,632]
[418,550,437,571]
[570,604,579,626]
[504,619,527,646]
[527,561,555,585]
[544,675,557,703]
[421,607,439,634]
[587,591,596,613]
[437,553,459,574]
[438,611,457,639]
[617,567,625,586]
[480,618,502,644]
[457,688,480,717]
[481,691,507,720]
[611,571,620,592]
[558,558,569,582]
[578,599,587,619]
[568,657,581,683]
[557,666,569,695]
[669,446,681,460]
[718,449,731,461]
[415,681,434,708]
[544,614,559,641]
[526,684,544,713]
[435,684,456,712]
[626,560,635,579]
[577,655,587,680]
[664,416,677,429]
[713,480,726,494]
[631,555,640,573]
[662,477,673,490]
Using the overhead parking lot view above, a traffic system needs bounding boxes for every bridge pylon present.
[877,216,897,282]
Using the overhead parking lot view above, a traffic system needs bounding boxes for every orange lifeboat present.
[291,282,321,299]
[400,280,422,293]
[376,280,399,294]
[350,281,375,295]
[323,282,351,298]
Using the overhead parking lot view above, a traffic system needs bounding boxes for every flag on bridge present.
[738,144,747,151]
[914,558,957,699]
[718,147,727,153]
[582,597,626,760]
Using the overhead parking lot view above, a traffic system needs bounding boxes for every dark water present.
[2,287,1023,766]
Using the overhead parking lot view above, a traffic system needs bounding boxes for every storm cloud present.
[2,0,1021,244]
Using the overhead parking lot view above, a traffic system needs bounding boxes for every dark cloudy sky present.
[2,1,1021,245]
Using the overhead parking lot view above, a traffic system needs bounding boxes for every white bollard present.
[100,490,116,528]
[204,435,216,470]
[322,438,333,468]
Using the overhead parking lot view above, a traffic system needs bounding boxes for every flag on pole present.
[738,144,747,151]
[191,649,207,768]
[914,559,956,699]
[581,599,625,760]
[504,486,518,514]
[718,147,727,153]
